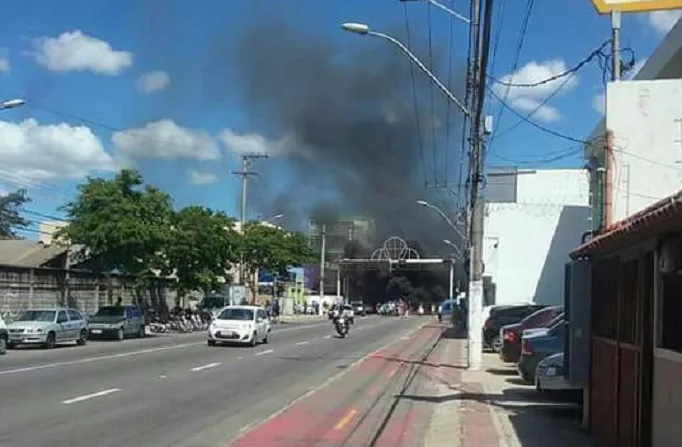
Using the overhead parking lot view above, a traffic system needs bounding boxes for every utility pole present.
[603,11,620,230]
[466,0,494,371]
[232,153,269,288]
[319,224,327,302]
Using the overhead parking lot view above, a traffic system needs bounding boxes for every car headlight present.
[545,367,558,377]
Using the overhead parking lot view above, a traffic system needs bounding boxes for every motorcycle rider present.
[330,303,351,334]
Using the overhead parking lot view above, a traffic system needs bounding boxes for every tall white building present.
[483,168,590,306]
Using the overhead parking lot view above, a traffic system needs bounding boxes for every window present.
[57,311,68,324]
[659,271,682,353]
[16,310,56,322]
[218,308,254,321]
[67,310,82,321]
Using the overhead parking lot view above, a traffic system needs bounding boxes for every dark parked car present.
[499,306,563,363]
[483,304,547,352]
[517,319,566,382]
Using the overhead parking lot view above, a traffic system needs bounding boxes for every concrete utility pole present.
[232,153,269,286]
[319,224,326,302]
[466,0,494,371]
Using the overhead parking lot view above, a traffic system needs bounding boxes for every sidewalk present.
[425,329,595,446]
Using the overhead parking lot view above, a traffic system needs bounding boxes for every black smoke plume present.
[227,20,467,256]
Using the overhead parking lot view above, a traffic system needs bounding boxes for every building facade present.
[585,19,682,232]
[484,168,590,306]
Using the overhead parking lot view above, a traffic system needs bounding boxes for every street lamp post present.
[341,23,471,118]
[0,99,25,111]
[399,0,470,24]
[417,200,467,242]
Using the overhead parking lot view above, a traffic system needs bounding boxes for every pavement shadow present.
[487,367,518,376]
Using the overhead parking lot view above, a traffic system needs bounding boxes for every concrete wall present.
[606,79,682,223]
[0,265,177,321]
[483,169,590,306]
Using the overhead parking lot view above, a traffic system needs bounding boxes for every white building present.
[39,220,67,245]
[586,19,682,231]
[483,168,590,306]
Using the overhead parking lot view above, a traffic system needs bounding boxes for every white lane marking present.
[296,341,310,346]
[255,349,274,356]
[0,320,342,376]
[62,388,121,405]
[191,362,221,372]
[324,335,332,339]
[226,320,429,445]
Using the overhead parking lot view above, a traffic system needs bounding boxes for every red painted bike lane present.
[228,322,445,447]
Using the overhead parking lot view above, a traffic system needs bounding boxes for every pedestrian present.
[115,296,123,307]
[418,304,424,316]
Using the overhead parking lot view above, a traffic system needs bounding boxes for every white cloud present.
[30,30,132,75]
[0,55,9,73]
[592,92,605,115]
[219,130,303,157]
[648,10,682,35]
[112,119,220,161]
[493,59,578,123]
[188,169,218,185]
[0,119,116,182]
[136,70,170,93]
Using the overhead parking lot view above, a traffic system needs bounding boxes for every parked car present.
[88,305,146,340]
[535,352,582,393]
[483,304,547,352]
[6,308,88,349]
[351,301,366,317]
[517,319,566,382]
[207,305,271,347]
[522,313,565,339]
[0,314,7,355]
[500,306,563,363]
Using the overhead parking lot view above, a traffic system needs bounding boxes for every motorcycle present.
[334,315,349,338]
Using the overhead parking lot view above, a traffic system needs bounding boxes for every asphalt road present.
[0,316,426,447]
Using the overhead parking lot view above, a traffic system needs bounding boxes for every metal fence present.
[0,264,177,321]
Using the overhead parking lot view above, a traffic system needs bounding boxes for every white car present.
[207,305,271,347]
[0,314,7,355]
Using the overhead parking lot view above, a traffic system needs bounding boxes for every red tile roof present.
[570,189,682,259]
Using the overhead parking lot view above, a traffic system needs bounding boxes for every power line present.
[427,1,438,186]
[487,39,612,88]
[403,4,428,187]
[487,87,588,144]
[487,0,534,153]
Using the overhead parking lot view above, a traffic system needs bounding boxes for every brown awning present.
[570,189,682,259]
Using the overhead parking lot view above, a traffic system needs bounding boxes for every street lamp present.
[0,98,25,110]
[443,239,463,259]
[400,0,470,24]
[341,23,471,117]
[417,200,467,241]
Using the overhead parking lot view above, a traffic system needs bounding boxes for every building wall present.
[606,79,682,223]
[484,169,590,306]
[39,221,67,245]
[652,353,682,447]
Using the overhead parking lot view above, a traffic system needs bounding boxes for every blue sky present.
[0,0,679,239]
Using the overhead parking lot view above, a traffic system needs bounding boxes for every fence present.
[0,264,177,321]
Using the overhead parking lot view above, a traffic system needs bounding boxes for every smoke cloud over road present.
[224,21,467,255]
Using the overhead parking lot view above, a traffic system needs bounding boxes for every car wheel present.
[250,332,258,347]
[263,331,269,344]
[44,332,56,349]
[0,337,6,355]
[137,325,146,338]
[491,335,502,352]
[76,329,88,346]
[207,339,216,347]
[6,341,15,350]
[115,327,124,341]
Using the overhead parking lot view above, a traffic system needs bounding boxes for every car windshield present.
[217,308,254,321]
[95,307,125,317]
[200,296,226,309]
[15,310,56,322]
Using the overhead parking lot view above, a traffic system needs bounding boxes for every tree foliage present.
[57,169,313,301]
[241,222,313,300]
[59,169,173,276]
[167,206,240,296]
[0,188,30,239]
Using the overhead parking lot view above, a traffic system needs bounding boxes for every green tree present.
[168,206,240,300]
[0,188,30,239]
[241,222,313,302]
[59,169,173,277]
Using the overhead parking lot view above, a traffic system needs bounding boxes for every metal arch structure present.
[370,236,420,261]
